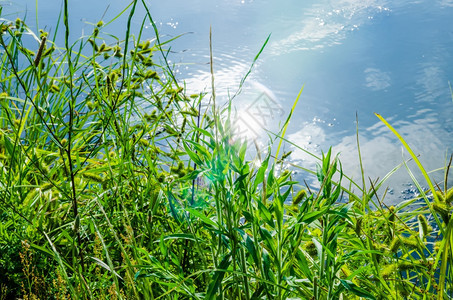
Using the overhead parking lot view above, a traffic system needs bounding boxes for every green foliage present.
[0,1,452,299]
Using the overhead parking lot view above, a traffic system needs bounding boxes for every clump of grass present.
[1,1,453,299]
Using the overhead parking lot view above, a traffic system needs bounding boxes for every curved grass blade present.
[375,113,439,203]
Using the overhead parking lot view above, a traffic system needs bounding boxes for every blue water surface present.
[2,0,453,203]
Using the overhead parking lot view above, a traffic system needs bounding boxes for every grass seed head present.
[446,187,453,204]
[381,263,397,278]
[401,236,419,249]
[397,262,414,271]
[39,29,48,38]
[303,241,318,257]
[436,190,446,202]
[292,189,306,205]
[88,39,98,52]
[433,202,450,224]
[418,214,431,237]
[50,84,60,93]
[389,237,401,253]
[15,18,22,29]
[388,206,396,222]
[81,172,104,184]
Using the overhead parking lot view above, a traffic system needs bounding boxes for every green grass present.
[1,1,453,299]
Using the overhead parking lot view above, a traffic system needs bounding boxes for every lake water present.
[3,0,453,203]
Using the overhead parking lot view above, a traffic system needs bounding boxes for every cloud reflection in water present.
[270,0,390,54]
[288,111,450,204]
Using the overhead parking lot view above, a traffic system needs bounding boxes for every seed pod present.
[34,36,47,66]
[401,236,419,249]
[165,125,177,135]
[39,29,48,39]
[396,283,411,298]
[340,264,352,279]
[292,189,307,206]
[433,202,450,224]
[41,183,53,192]
[96,20,104,27]
[82,172,104,183]
[434,241,441,252]
[389,237,401,253]
[417,214,431,238]
[143,58,153,66]
[108,151,117,159]
[0,24,9,34]
[446,187,453,204]
[281,151,293,160]
[144,70,158,79]
[99,42,106,52]
[24,188,39,205]
[113,119,121,135]
[397,262,414,271]
[281,170,291,177]
[355,217,362,236]
[50,84,60,93]
[15,18,22,29]
[138,138,150,147]
[381,264,397,278]
[157,173,165,183]
[136,52,146,61]
[88,39,99,52]
[181,118,187,132]
[388,206,395,222]
[182,107,199,117]
[303,241,318,257]
[38,158,49,176]
[43,46,55,57]
[140,47,154,54]
[139,40,150,50]
[436,190,446,202]
[131,83,141,90]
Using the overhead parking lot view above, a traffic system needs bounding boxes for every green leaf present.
[299,208,328,224]
[205,254,231,299]
[183,142,203,165]
[159,233,168,257]
[340,279,376,300]
[193,126,214,140]
[244,234,259,267]
[259,227,277,258]
[161,233,197,241]
[257,200,273,227]
[90,256,123,280]
[254,156,269,190]
[186,207,218,229]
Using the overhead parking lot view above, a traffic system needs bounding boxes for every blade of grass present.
[275,85,304,160]
[375,113,439,203]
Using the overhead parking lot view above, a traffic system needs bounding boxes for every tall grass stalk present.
[0,1,452,299]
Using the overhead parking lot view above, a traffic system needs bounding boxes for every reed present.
[0,1,452,299]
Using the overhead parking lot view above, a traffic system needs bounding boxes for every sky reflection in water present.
[3,0,453,203]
